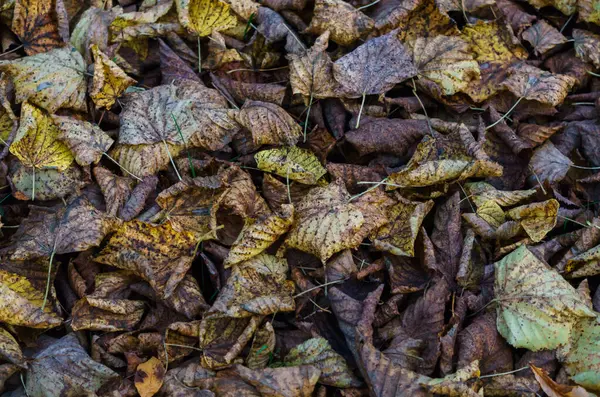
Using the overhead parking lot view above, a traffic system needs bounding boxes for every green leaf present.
[558,316,600,392]
[494,245,595,351]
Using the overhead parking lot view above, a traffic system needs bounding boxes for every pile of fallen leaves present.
[0,0,600,395]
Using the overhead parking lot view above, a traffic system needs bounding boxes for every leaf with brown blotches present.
[12,0,64,55]
[10,102,73,172]
[502,63,576,106]
[224,204,294,267]
[71,6,122,64]
[90,44,136,110]
[578,0,600,25]
[0,45,87,113]
[573,29,600,68]
[505,199,559,242]
[410,35,480,96]
[135,357,166,397]
[287,32,339,100]
[255,146,327,185]
[284,337,362,387]
[246,321,275,370]
[94,220,197,299]
[557,316,600,392]
[8,196,117,261]
[232,100,302,146]
[235,364,321,397]
[53,115,114,166]
[529,141,573,185]
[176,0,238,37]
[333,31,417,98]
[305,0,373,46]
[9,161,85,201]
[371,195,434,257]
[209,253,295,317]
[284,180,381,262]
[93,166,134,217]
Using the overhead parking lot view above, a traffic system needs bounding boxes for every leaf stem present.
[478,366,529,379]
[161,139,182,181]
[41,240,58,311]
[485,96,524,130]
[411,78,433,135]
[303,92,313,143]
[587,71,600,77]
[102,152,143,181]
[293,279,345,298]
[198,37,202,74]
[349,178,388,201]
[357,0,381,10]
[31,167,35,201]
[171,113,196,178]
[165,343,204,352]
[355,92,366,129]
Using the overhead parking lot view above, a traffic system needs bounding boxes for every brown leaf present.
[305,0,373,46]
[573,29,600,69]
[235,364,321,397]
[53,115,114,167]
[344,118,427,157]
[333,31,417,97]
[530,364,591,397]
[522,21,567,56]
[93,166,134,217]
[232,100,302,146]
[501,63,576,106]
[158,38,203,85]
[13,0,64,55]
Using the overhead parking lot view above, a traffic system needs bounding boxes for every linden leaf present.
[118,79,238,150]
[109,142,182,178]
[579,0,600,24]
[530,364,592,396]
[135,357,166,397]
[233,100,302,146]
[494,245,595,351]
[71,6,123,64]
[255,146,327,185]
[371,195,434,257]
[246,321,275,370]
[9,162,85,201]
[9,102,73,171]
[410,35,480,96]
[463,181,537,208]
[210,253,295,317]
[476,200,506,228]
[525,0,576,15]
[13,0,64,55]
[284,337,362,388]
[176,0,238,37]
[235,365,321,397]
[0,269,62,329]
[224,204,294,267]
[95,220,197,299]
[506,199,559,242]
[529,141,573,184]
[558,316,600,392]
[285,179,378,262]
[305,0,373,46]
[501,63,577,107]
[0,46,87,113]
[522,21,568,57]
[0,327,24,367]
[287,32,339,99]
[25,334,118,396]
[90,44,136,110]
[8,196,118,261]
[93,167,135,217]
[333,31,417,97]
[53,115,114,167]
[573,29,600,69]
[71,272,145,332]
[566,245,600,278]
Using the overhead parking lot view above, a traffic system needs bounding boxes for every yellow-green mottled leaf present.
[255,146,327,185]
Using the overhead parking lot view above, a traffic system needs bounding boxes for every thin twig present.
[355,92,366,129]
[485,96,524,130]
[357,0,381,10]
[0,44,23,58]
[103,152,143,181]
[162,139,182,181]
[303,92,314,143]
[411,78,433,135]
[41,239,58,311]
[349,178,388,201]
[479,366,529,379]
[293,279,345,298]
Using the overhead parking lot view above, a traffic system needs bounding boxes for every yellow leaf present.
[0,269,62,329]
[371,195,434,257]
[0,79,16,142]
[476,200,506,228]
[10,102,73,171]
[135,357,165,397]
[224,204,294,267]
[410,35,480,96]
[0,327,24,367]
[0,46,87,113]
[90,44,136,110]
[506,199,559,242]
[176,0,238,37]
[13,0,64,55]
[233,100,302,146]
[95,220,197,299]
[255,146,327,185]
[285,179,379,262]
[525,0,576,16]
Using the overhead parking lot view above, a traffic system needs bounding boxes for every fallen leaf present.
[530,363,591,396]
[558,316,600,392]
[305,0,373,46]
[235,364,321,397]
[505,199,559,242]
[522,21,568,56]
[573,29,600,68]
[255,145,327,184]
[90,44,136,110]
[0,45,87,112]
[176,0,238,37]
[501,63,576,106]
[246,321,275,369]
[233,100,302,146]
[13,0,64,55]
[53,114,114,166]
[93,166,134,217]
[494,245,595,351]
[135,357,166,397]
